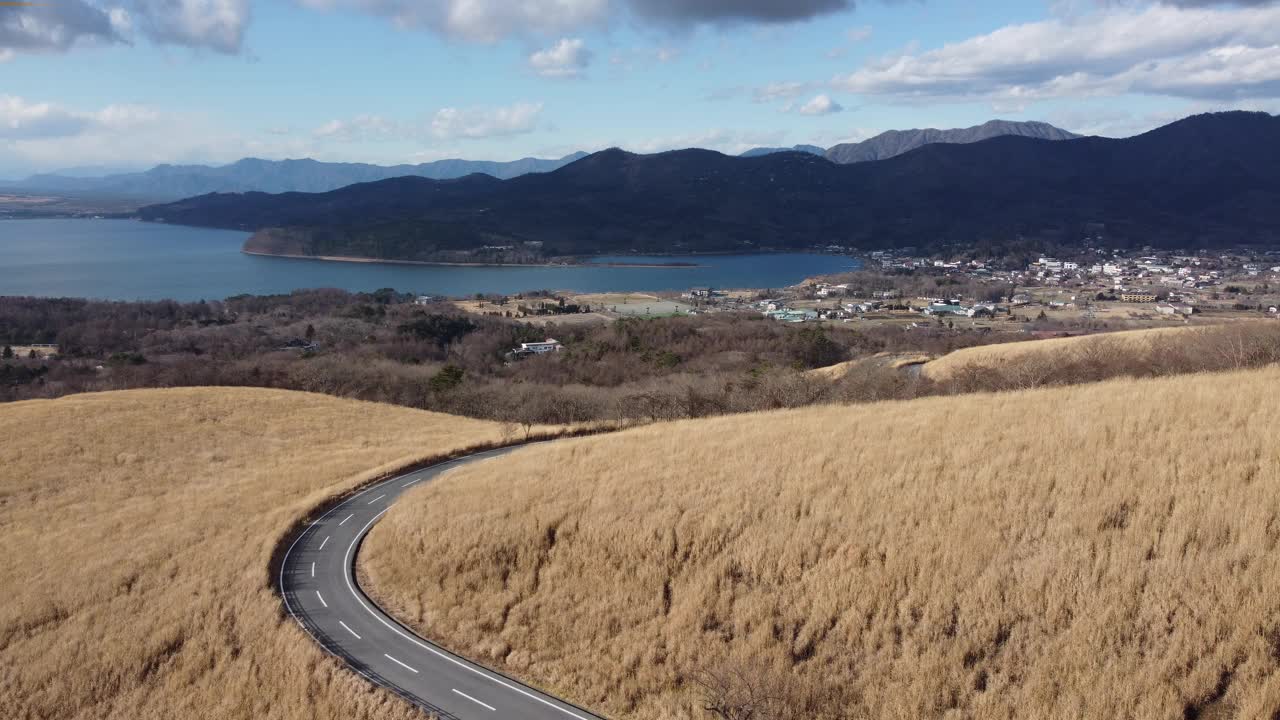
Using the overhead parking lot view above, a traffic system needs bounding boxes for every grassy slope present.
[362,366,1280,720]
[920,325,1200,380]
[0,387,515,720]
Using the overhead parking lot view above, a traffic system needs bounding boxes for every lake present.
[0,219,862,301]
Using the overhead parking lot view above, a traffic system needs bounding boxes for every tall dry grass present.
[362,365,1280,720]
[920,323,1266,382]
[0,387,519,720]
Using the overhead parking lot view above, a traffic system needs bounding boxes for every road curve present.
[279,446,605,720]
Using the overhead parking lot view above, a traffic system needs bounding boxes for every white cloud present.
[0,96,91,139]
[529,37,592,78]
[313,114,400,140]
[796,93,843,115]
[308,103,546,143]
[0,96,550,175]
[1,0,247,57]
[0,2,125,56]
[2,0,863,59]
[0,96,159,141]
[833,4,1280,105]
[132,0,250,54]
[753,81,812,102]
[95,104,164,131]
[296,0,609,43]
[0,96,255,174]
[1048,97,1280,138]
[430,102,544,140]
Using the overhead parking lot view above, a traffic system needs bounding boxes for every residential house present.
[515,339,563,355]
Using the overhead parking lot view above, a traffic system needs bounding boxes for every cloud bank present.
[833,4,1280,104]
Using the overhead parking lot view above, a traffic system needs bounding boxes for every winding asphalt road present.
[279,446,605,720]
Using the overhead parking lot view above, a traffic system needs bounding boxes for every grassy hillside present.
[921,321,1280,390]
[920,325,1198,380]
[0,387,518,720]
[362,366,1280,720]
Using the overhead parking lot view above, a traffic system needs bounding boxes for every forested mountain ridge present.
[137,112,1280,262]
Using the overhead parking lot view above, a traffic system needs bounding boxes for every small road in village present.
[279,446,605,720]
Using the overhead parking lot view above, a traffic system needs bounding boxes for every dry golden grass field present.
[362,365,1280,720]
[920,324,1205,380]
[805,353,933,381]
[0,387,523,720]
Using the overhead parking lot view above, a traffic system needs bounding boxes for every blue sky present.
[2,0,1279,176]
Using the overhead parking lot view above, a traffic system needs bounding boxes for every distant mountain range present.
[5,120,1080,200]
[739,145,826,158]
[3,154,588,200]
[741,121,1079,163]
[825,120,1080,164]
[138,112,1280,263]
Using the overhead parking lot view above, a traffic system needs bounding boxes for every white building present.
[516,339,563,354]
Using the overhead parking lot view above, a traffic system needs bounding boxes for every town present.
[439,246,1280,344]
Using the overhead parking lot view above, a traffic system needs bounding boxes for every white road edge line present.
[367,494,387,505]
[278,446,592,719]
[453,689,496,711]
[384,654,418,673]
[316,590,327,608]
[340,621,362,640]
[278,461,448,709]
[345,511,596,720]
[340,514,354,525]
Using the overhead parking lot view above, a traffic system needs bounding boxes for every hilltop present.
[825,119,1078,163]
[362,364,1280,720]
[139,112,1280,261]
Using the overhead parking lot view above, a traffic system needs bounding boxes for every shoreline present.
[242,250,702,269]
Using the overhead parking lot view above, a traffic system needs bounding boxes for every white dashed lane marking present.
[453,689,496,711]
[384,654,418,673]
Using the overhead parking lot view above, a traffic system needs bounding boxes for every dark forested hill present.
[138,112,1280,261]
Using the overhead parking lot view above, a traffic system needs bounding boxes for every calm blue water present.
[0,219,861,301]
